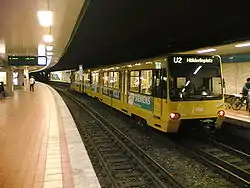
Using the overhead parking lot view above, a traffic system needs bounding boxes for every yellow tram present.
[70,54,225,132]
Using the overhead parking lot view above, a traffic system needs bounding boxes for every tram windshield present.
[168,55,223,101]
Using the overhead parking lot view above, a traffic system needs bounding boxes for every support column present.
[23,67,29,92]
[6,67,13,96]
[24,66,29,80]
[17,69,23,88]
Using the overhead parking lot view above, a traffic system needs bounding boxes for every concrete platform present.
[0,82,101,188]
[225,109,250,129]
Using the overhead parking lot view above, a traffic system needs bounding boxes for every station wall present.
[222,62,250,94]
[50,70,72,83]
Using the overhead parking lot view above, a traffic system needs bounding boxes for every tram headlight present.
[217,110,225,117]
[170,113,181,120]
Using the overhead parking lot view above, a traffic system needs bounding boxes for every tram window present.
[153,69,167,98]
[76,73,80,82]
[92,72,99,85]
[125,71,128,95]
[97,73,100,84]
[140,70,152,95]
[83,74,86,82]
[89,73,92,84]
[108,72,114,88]
[103,72,108,87]
[212,77,221,94]
[169,64,223,101]
[130,71,140,92]
[154,70,162,98]
[177,78,186,88]
[162,69,167,98]
[113,72,120,89]
[92,73,94,84]
[84,73,90,83]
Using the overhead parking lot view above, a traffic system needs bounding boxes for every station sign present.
[8,56,47,66]
[168,55,219,65]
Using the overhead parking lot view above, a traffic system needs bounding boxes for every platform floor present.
[0,83,100,188]
[225,108,250,128]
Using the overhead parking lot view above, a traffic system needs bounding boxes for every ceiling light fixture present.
[46,45,53,51]
[37,11,53,27]
[38,44,46,56]
[197,48,216,54]
[0,44,5,54]
[43,34,54,43]
[0,40,5,54]
[235,42,250,48]
[46,51,53,56]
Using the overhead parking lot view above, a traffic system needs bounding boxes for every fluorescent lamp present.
[37,11,53,27]
[46,52,53,56]
[46,45,53,51]
[0,40,5,54]
[43,34,54,43]
[0,44,5,54]
[38,44,46,56]
[235,43,250,48]
[197,48,216,54]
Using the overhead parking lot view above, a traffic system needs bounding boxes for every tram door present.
[122,71,128,106]
[153,69,167,118]
[122,71,128,104]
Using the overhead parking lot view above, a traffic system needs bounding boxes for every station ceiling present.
[50,1,250,71]
[0,0,84,69]
[1,1,250,72]
[180,40,250,55]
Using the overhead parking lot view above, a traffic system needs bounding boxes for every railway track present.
[55,87,183,188]
[175,136,250,187]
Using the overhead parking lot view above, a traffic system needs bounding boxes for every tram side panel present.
[83,72,92,96]
[99,71,123,111]
[124,68,177,132]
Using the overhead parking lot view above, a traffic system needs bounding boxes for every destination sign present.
[168,55,219,64]
[8,56,47,66]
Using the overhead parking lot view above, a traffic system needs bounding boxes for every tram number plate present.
[195,107,204,112]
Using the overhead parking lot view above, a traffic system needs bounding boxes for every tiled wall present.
[222,62,250,94]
